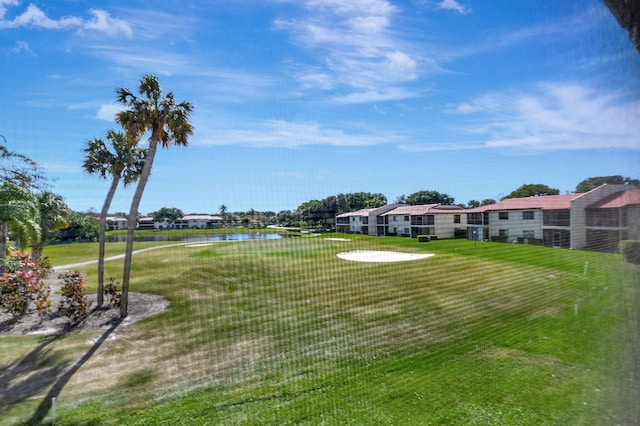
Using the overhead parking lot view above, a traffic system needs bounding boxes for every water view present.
[105,233,287,243]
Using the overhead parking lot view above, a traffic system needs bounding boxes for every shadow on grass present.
[22,320,122,425]
[0,334,65,409]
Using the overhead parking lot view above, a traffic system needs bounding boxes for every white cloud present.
[332,87,417,104]
[83,9,133,38]
[275,0,422,102]
[194,119,397,148]
[446,82,640,151]
[0,2,132,37]
[3,39,33,55]
[438,0,471,15]
[96,103,122,122]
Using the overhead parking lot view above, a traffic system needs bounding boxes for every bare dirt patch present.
[0,270,169,337]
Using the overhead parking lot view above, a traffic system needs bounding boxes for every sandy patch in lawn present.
[337,250,434,263]
[325,238,351,241]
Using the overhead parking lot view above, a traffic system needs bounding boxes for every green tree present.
[481,198,496,206]
[30,191,69,263]
[0,136,47,190]
[82,130,146,307]
[502,184,559,200]
[344,192,387,210]
[276,210,299,227]
[394,194,408,204]
[297,199,323,226]
[407,190,454,205]
[115,74,194,318]
[152,207,184,228]
[467,200,480,208]
[50,212,99,243]
[0,182,39,272]
[575,175,640,193]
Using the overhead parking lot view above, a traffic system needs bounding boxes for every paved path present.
[54,242,205,270]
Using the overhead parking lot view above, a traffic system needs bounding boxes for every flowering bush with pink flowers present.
[58,271,93,322]
[0,252,51,318]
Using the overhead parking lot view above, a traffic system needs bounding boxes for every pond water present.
[105,233,286,243]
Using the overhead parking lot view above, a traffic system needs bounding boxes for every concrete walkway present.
[54,242,203,270]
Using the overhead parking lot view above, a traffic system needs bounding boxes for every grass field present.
[1,234,638,425]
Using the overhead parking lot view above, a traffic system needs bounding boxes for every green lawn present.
[1,235,638,425]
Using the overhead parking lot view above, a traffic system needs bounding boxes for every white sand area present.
[337,250,434,263]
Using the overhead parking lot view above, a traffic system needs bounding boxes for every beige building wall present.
[570,184,630,250]
[434,213,467,238]
[626,204,640,240]
[488,209,543,242]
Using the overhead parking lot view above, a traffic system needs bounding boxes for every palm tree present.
[0,182,39,272]
[82,130,146,306]
[115,74,194,318]
[219,204,228,226]
[30,191,70,264]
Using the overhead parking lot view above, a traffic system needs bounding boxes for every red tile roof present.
[466,194,577,213]
[336,208,377,218]
[381,204,464,216]
[588,189,640,209]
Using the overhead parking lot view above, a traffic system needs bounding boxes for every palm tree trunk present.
[0,222,7,273]
[32,245,42,264]
[97,175,120,307]
[120,138,158,318]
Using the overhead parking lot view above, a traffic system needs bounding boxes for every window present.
[404,216,410,221]
[499,229,509,237]
[523,230,535,239]
[544,210,570,226]
[499,212,509,220]
[454,214,461,224]
[523,211,534,220]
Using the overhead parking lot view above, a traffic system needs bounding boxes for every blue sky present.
[1,0,639,214]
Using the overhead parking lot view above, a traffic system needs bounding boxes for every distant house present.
[177,214,224,229]
[105,216,128,230]
[136,214,225,230]
[466,184,640,252]
[137,217,156,230]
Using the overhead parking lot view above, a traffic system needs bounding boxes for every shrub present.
[58,271,93,322]
[104,277,122,308]
[0,252,51,318]
[620,240,640,265]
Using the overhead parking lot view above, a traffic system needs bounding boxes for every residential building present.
[178,214,224,229]
[466,195,574,246]
[105,216,127,230]
[336,205,400,235]
[466,184,640,252]
[127,214,225,230]
[380,204,467,238]
[579,187,640,252]
[336,204,466,238]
